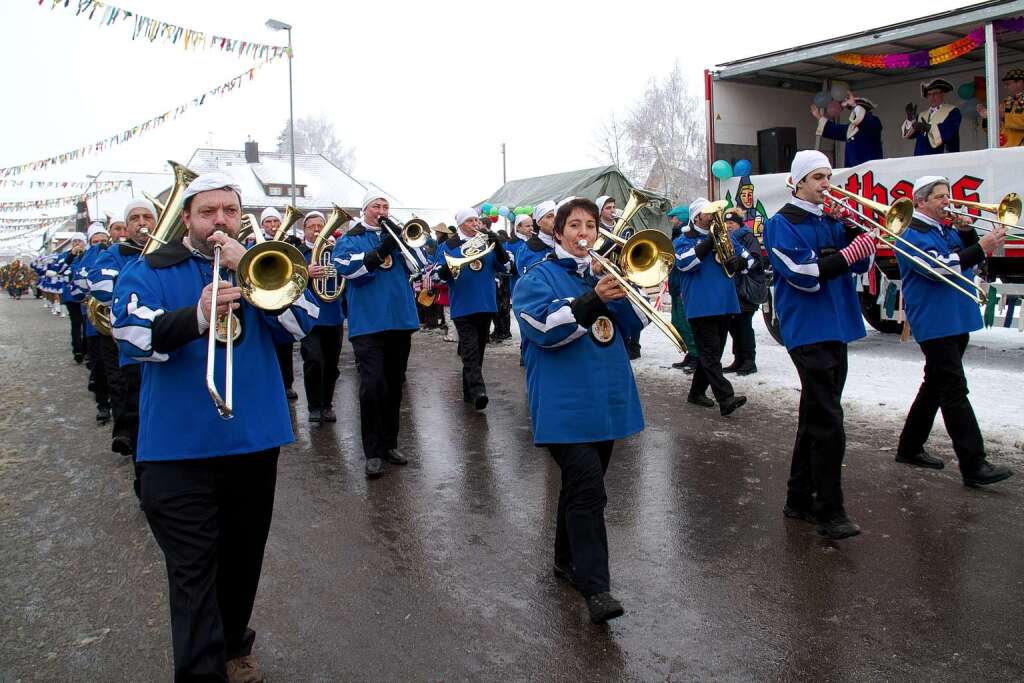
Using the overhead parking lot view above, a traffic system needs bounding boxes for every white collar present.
[690,223,709,235]
[363,220,381,232]
[913,210,944,230]
[303,239,315,249]
[554,243,592,274]
[458,226,477,241]
[537,231,555,247]
[182,236,213,261]
[789,196,824,216]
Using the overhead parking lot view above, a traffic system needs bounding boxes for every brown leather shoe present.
[226,654,265,683]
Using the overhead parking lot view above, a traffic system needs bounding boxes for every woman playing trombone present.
[512,197,649,624]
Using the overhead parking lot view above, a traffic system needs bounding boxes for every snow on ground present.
[627,313,1024,458]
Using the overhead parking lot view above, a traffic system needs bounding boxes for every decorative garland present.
[0,213,77,227]
[0,185,122,212]
[0,178,128,190]
[835,16,1024,69]
[0,62,273,177]
[40,0,288,62]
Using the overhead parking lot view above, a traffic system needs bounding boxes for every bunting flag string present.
[0,184,125,212]
[1,212,78,227]
[0,61,273,177]
[40,0,289,62]
[0,178,130,190]
[0,225,53,244]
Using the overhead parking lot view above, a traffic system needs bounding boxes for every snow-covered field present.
[627,313,1024,458]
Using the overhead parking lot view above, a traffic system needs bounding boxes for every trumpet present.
[310,205,353,301]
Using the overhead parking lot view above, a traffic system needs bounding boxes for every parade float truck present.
[703,0,1024,339]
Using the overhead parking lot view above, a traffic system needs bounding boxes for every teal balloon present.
[711,160,733,180]
[813,91,831,108]
[957,82,975,99]
[481,203,493,214]
[962,98,979,119]
[734,159,752,176]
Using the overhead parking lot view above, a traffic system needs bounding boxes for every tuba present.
[142,161,198,255]
[86,296,112,336]
[310,205,353,301]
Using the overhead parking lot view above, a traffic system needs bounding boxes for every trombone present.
[206,214,310,418]
[788,182,989,305]
[945,193,1023,238]
[378,215,430,278]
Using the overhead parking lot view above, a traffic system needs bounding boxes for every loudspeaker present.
[757,127,797,174]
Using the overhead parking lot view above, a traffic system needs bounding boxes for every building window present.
[264,184,305,198]
[268,186,283,196]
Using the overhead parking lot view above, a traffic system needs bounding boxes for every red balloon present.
[826,100,843,118]
[490,216,499,223]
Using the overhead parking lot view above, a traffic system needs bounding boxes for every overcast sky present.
[1,0,970,217]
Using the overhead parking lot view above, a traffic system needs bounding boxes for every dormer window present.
[266,183,304,197]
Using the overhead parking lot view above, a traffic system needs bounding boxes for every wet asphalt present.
[1,296,1023,682]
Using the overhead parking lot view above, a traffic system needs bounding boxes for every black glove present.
[913,121,930,136]
[693,237,714,260]
[377,232,399,256]
[905,102,917,121]
[725,254,746,273]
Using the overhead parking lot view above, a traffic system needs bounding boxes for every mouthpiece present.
[577,239,589,249]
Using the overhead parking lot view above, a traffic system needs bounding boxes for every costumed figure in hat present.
[811,91,884,167]
[901,79,961,156]
[977,68,1024,147]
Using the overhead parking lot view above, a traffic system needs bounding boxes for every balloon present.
[830,81,849,101]
[962,98,979,119]
[513,206,525,215]
[826,100,843,118]
[498,206,510,218]
[733,159,752,176]
[524,205,534,215]
[488,206,499,217]
[711,160,733,180]
[481,203,493,214]
[813,91,831,108]
[957,82,975,99]
[490,215,499,223]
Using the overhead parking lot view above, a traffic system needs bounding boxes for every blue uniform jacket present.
[111,240,319,462]
[331,221,426,338]
[512,256,647,445]
[897,216,984,342]
[435,232,511,318]
[77,244,108,336]
[505,235,527,290]
[89,243,141,304]
[821,113,884,167]
[763,203,868,350]
[673,230,752,319]
[515,236,555,278]
[298,242,344,327]
[60,253,85,303]
[911,107,961,155]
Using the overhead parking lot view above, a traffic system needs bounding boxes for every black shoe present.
[719,395,747,416]
[96,407,111,424]
[687,394,714,408]
[285,388,298,401]
[383,449,408,466]
[365,457,384,478]
[553,562,577,588]
[671,360,688,369]
[816,515,861,540]
[735,362,758,376]
[783,505,817,523]
[73,353,84,364]
[111,435,133,457]
[963,462,1014,487]
[722,361,741,374]
[895,449,944,470]
[586,592,624,624]
[627,350,641,361]
[474,394,489,410]
[308,410,321,423]
[321,408,337,423]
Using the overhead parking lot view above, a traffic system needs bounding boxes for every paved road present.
[2,296,1023,681]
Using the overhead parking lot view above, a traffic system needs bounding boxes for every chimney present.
[244,140,259,164]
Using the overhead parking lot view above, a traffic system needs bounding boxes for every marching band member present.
[722,207,766,376]
[512,197,648,624]
[60,234,88,363]
[516,200,557,276]
[977,68,1024,147]
[435,208,511,410]
[108,219,128,244]
[811,92,884,167]
[666,205,698,372]
[505,213,533,289]
[673,198,751,416]
[260,207,282,240]
[260,207,298,400]
[596,195,617,233]
[298,211,345,423]
[894,176,1013,486]
[77,222,112,425]
[902,79,961,156]
[763,150,875,540]
[111,172,318,682]
[332,192,429,478]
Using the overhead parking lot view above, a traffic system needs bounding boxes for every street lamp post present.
[266,18,296,205]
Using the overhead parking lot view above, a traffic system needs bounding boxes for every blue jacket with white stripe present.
[331,221,427,338]
[77,244,108,337]
[512,255,647,445]
[897,215,983,342]
[434,231,511,318]
[672,229,751,319]
[298,241,344,327]
[514,235,555,278]
[763,203,868,350]
[88,242,142,304]
[111,239,318,462]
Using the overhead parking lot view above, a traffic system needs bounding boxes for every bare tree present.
[277,115,356,173]
[590,113,631,174]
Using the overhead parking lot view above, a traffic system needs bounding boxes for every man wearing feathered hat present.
[901,78,961,156]
[977,68,1024,147]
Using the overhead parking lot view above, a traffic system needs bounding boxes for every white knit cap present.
[122,198,157,222]
[260,207,282,225]
[303,210,326,225]
[514,214,532,229]
[595,195,612,213]
[455,208,479,227]
[182,172,242,204]
[912,175,949,197]
[361,190,387,211]
[556,196,577,211]
[789,150,832,186]
[533,200,556,222]
[70,232,87,244]
[86,222,109,240]
[688,198,709,221]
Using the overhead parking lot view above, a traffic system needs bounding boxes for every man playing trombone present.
[111,173,318,682]
[894,176,1013,487]
[435,208,511,410]
[332,192,430,478]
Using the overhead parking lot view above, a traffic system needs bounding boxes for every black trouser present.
[140,449,278,682]
[274,342,294,391]
[897,333,985,474]
[98,335,140,449]
[624,336,641,358]
[350,330,412,460]
[787,342,848,518]
[728,308,757,363]
[493,278,512,338]
[688,315,735,402]
[420,301,444,328]
[85,335,110,409]
[300,324,343,411]
[454,313,492,401]
[548,441,614,597]
[66,302,85,357]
